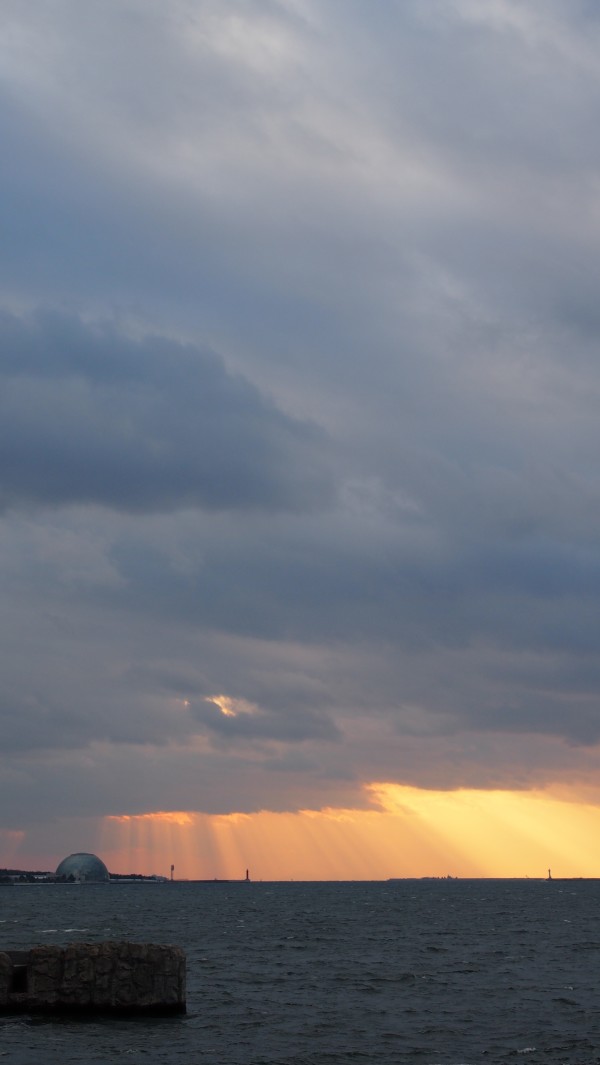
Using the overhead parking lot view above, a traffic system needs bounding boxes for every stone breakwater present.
[0,942,186,1015]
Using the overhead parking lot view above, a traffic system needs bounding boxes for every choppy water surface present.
[1,879,600,1064]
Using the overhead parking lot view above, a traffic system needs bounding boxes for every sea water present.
[1,878,599,1064]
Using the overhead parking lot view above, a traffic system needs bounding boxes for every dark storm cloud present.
[0,310,332,514]
[3,0,600,841]
[100,513,600,651]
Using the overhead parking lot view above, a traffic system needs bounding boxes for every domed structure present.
[55,852,110,883]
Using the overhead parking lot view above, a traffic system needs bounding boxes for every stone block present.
[0,942,186,1014]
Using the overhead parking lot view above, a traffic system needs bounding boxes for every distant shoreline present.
[3,872,600,884]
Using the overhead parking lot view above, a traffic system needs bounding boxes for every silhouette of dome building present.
[55,852,110,883]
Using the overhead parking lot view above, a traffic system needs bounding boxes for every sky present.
[2,0,600,880]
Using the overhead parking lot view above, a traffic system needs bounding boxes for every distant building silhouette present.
[55,852,109,883]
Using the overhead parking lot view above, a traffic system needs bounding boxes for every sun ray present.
[95,785,600,881]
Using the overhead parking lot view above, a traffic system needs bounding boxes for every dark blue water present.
[1,879,600,1064]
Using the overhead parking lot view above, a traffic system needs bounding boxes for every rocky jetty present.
[0,942,186,1015]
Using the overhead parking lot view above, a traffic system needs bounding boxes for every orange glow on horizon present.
[95,784,600,882]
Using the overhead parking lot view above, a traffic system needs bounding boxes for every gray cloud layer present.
[2,0,600,838]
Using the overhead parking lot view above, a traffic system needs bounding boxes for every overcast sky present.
[2,0,600,867]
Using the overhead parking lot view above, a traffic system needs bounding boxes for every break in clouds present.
[2,0,600,834]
